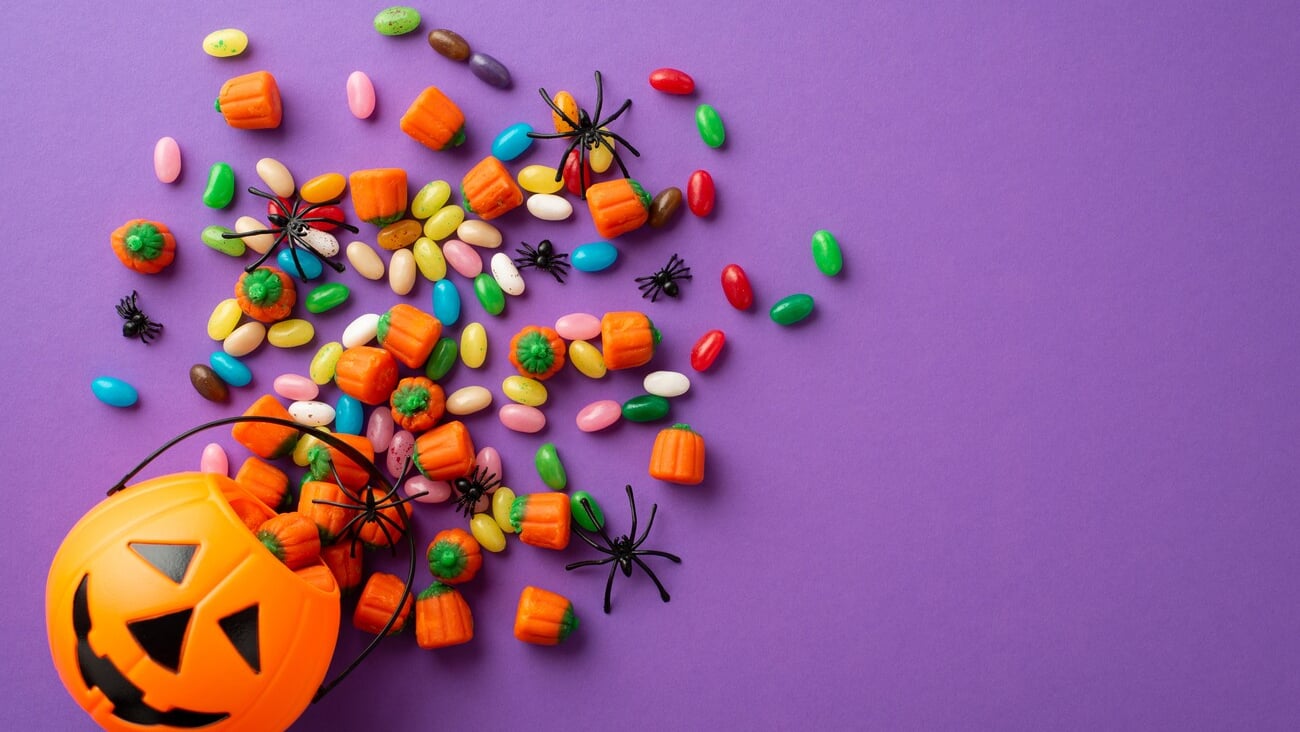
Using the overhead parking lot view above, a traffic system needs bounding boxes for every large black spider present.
[513,239,571,284]
[115,291,162,344]
[310,454,424,557]
[526,71,641,198]
[566,485,682,614]
[452,463,501,518]
[222,187,359,280]
[636,253,692,302]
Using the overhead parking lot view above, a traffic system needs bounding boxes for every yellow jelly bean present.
[492,487,516,533]
[460,322,487,368]
[292,427,330,467]
[423,204,465,241]
[517,164,564,194]
[411,180,452,219]
[207,298,243,340]
[589,131,614,173]
[202,28,248,58]
[309,341,344,385]
[502,375,547,406]
[471,513,507,552]
[268,318,315,348]
[568,339,607,379]
[412,237,446,281]
[300,172,346,203]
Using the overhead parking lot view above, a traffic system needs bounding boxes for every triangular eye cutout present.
[218,604,261,674]
[128,543,197,584]
[127,609,193,673]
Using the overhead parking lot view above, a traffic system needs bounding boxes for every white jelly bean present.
[256,157,295,198]
[643,370,691,398]
[154,136,181,183]
[223,321,266,357]
[526,193,573,221]
[236,216,275,254]
[405,475,452,504]
[457,219,502,248]
[200,442,228,475]
[301,227,339,257]
[499,404,546,433]
[490,252,525,296]
[389,249,416,295]
[576,400,622,432]
[347,241,385,280]
[273,373,319,401]
[367,407,395,452]
[446,386,492,415]
[555,312,601,341]
[342,313,380,347]
[289,400,336,427]
[387,430,415,477]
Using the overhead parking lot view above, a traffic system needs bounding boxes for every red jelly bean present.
[720,264,753,310]
[687,170,714,217]
[690,330,726,372]
[307,204,346,232]
[648,68,695,95]
[266,196,293,218]
[563,148,592,196]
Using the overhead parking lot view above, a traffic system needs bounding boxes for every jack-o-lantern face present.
[47,472,340,731]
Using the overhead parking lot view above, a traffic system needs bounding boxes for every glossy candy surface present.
[589,131,614,173]
[491,122,534,161]
[202,28,248,58]
[690,329,726,372]
[427,29,470,61]
[335,395,363,435]
[367,407,394,452]
[648,67,695,94]
[503,376,547,406]
[468,52,511,88]
[474,274,506,315]
[460,323,487,368]
[576,400,621,432]
[490,253,525,296]
[92,376,138,407]
[499,404,545,433]
[201,225,243,256]
[190,364,229,402]
[443,239,481,277]
[236,216,275,254]
[526,194,572,221]
[305,282,350,313]
[413,237,446,280]
[347,241,385,280]
[389,249,416,295]
[424,337,458,380]
[555,313,601,341]
[571,241,618,272]
[289,400,335,427]
[622,394,671,422]
[209,351,252,387]
[570,491,605,531]
[446,385,492,415]
[687,169,715,217]
[387,430,415,477]
[203,162,235,208]
[301,172,346,203]
[256,157,294,198]
[433,280,461,326]
[471,514,507,552]
[770,293,815,325]
[644,370,691,398]
[492,488,517,533]
[518,165,563,194]
[153,136,181,183]
[200,443,229,475]
[309,341,344,384]
[378,219,422,250]
[648,187,682,228]
[274,373,318,401]
[346,71,376,119]
[268,319,314,348]
[207,298,242,340]
[405,475,451,503]
[342,313,380,348]
[223,321,266,357]
[411,180,452,219]
[695,104,726,148]
[534,443,567,490]
[458,220,502,248]
[374,6,421,35]
[720,264,753,310]
[811,229,843,276]
[424,205,464,241]
[278,248,323,281]
[567,340,607,379]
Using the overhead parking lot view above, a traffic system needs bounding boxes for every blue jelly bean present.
[91,376,138,407]
[433,279,461,326]
[572,241,619,272]
[335,395,363,435]
[491,122,534,162]
[277,248,324,281]
[209,351,252,387]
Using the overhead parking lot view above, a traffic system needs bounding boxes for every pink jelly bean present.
[347,71,376,119]
[554,312,601,341]
[442,239,482,278]
[404,475,452,504]
[476,446,502,486]
[153,136,181,183]
[367,407,394,452]
[273,373,319,402]
[199,442,228,475]
[499,404,546,433]
[576,400,622,432]
[387,429,415,477]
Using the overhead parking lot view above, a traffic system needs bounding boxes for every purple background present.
[3,1,1299,729]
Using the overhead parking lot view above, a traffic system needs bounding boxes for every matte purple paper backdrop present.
[2,2,1298,730]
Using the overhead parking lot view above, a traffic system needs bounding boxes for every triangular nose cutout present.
[217,604,262,673]
[128,543,197,584]
[127,609,193,673]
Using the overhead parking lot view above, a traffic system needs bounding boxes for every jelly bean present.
[589,131,614,173]
[342,313,380,348]
[644,370,691,398]
[203,28,249,58]
[457,220,502,249]
[268,318,314,348]
[406,475,452,504]
[571,491,605,531]
[301,172,346,203]
[461,322,488,368]
[190,364,229,403]
[236,216,275,254]
[695,104,726,148]
[374,6,420,35]
[305,207,345,234]
[389,249,417,295]
[293,430,329,467]
[367,407,394,452]
[153,136,181,183]
[721,264,754,310]
[413,237,447,280]
[534,443,567,490]
[300,226,340,256]
[576,400,621,432]
[471,513,507,552]
[347,241,385,280]
[571,241,618,272]
[562,148,590,196]
[492,122,534,161]
[387,430,415,477]
[687,169,715,217]
[526,193,572,221]
[649,187,683,229]
[503,375,547,407]
[811,229,843,276]
[490,253,525,296]
[266,196,292,218]
[309,342,343,385]
[427,28,471,61]
[256,157,294,198]
[518,164,564,194]
[477,447,503,483]
[273,373,318,401]
[622,394,670,422]
[447,385,492,415]
[290,400,335,427]
[209,351,252,387]
[335,395,363,435]
[305,282,350,314]
[223,321,266,357]
[551,90,580,133]
[443,239,482,278]
[648,67,695,95]
[411,180,452,220]
[207,298,242,340]
[474,274,506,316]
[567,340,607,379]
[278,248,324,281]
[424,337,458,381]
[555,313,601,341]
[201,225,245,256]
[203,162,235,209]
[424,205,465,241]
[378,219,422,250]
[433,279,461,326]
[492,487,517,533]
[499,404,546,433]
[200,443,229,475]
[468,52,511,89]
[690,329,726,372]
[92,376,138,408]
[346,70,376,119]
[770,293,815,325]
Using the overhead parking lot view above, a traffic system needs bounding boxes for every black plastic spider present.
[452,464,502,518]
[222,187,359,280]
[566,485,682,614]
[310,456,425,557]
[513,239,571,284]
[526,70,641,198]
[636,253,692,302]
[115,291,162,344]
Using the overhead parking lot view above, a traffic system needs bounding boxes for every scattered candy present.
[460,323,488,368]
[111,219,176,274]
[300,172,346,203]
[462,156,523,220]
[190,364,230,403]
[644,370,691,398]
[305,282,350,313]
[289,400,335,427]
[443,239,482,277]
[424,204,465,241]
[202,28,248,58]
[256,157,295,198]
[567,485,680,612]
[770,293,815,325]
[427,28,471,61]
[492,487,517,533]
[273,373,318,402]
[567,340,607,379]
[378,219,423,250]
[203,162,235,209]
[492,122,534,161]
[555,313,601,341]
[432,280,461,326]
[576,400,621,432]
[687,169,715,217]
[468,52,512,89]
[424,337,458,381]
[278,248,323,281]
[335,395,363,435]
[648,67,695,95]
[636,253,692,302]
[690,329,726,372]
[153,136,181,183]
[387,430,416,477]
[457,219,503,249]
[346,241,386,280]
[476,447,503,482]
[215,70,282,130]
[589,130,614,173]
[209,351,252,387]
[470,513,507,552]
[401,86,467,151]
[389,249,417,295]
[292,429,328,467]
[335,346,399,405]
[510,493,571,550]
[518,164,564,194]
[622,394,671,422]
[474,273,506,315]
[695,104,726,148]
[413,237,447,280]
[649,423,706,485]
[309,341,343,385]
[811,229,843,276]
[346,71,376,119]
[374,6,421,36]
[534,443,567,490]
[223,321,266,357]
[503,375,548,406]
[648,187,683,228]
[586,178,651,238]
[490,253,525,296]
[201,225,244,256]
[411,180,452,219]
[349,167,408,225]
[405,475,451,504]
[570,491,604,531]
[499,404,546,433]
[236,216,275,254]
[571,241,619,272]
[366,406,395,452]
[446,386,492,416]
[205,299,240,341]
[514,586,577,644]
[200,443,229,475]
[268,318,315,348]
[601,311,659,371]
[526,193,573,221]
[342,313,381,348]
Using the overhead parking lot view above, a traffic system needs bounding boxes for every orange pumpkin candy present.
[256,512,322,570]
[586,178,651,238]
[355,487,410,548]
[508,492,571,550]
[233,457,291,511]
[231,395,301,459]
[600,311,660,370]
[413,420,475,480]
[509,326,567,381]
[426,528,481,584]
[304,432,376,490]
[298,480,357,545]
[320,543,363,594]
[111,219,176,274]
[461,156,523,220]
[400,86,467,151]
[377,303,442,369]
[648,423,706,485]
[349,168,408,226]
[513,586,578,645]
[390,376,446,433]
[236,267,297,323]
[416,583,474,649]
[353,572,413,635]
[216,70,283,130]
[334,346,399,405]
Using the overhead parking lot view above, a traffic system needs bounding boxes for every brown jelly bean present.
[649,187,683,228]
[427,29,471,61]
[377,219,422,250]
[189,364,230,403]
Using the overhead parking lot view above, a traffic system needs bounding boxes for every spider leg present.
[243,230,289,271]
[632,502,658,549]
[571,526,616,555]
[632,556,673,604]
[285,240,310,280]
[603,561,618,614]
[115,303,131,318]
[557,137,584,184]
[594,98,633,129]
[370,511,401,551]
[524,130,580,141]
[577,138,592,195]
[223,227,280,238]
[565,557,615,571]
[244,187,283,205]
[532,87,583,133]
[625,485,639,544]
[591,71,605,125]
[600,130,642,158]
[633,549,683,563]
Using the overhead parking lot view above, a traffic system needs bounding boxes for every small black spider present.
[310,455,423,557]
[452,464,502,518]
[513,240,571,284]
[115,291,162,344]
[223,187,359,280]
[636,253,692,302]
[526,70,641,198]
[566,485,682,614]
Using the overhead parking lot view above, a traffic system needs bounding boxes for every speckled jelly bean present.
[347,241,386,280]
[424,205,464,241]
[268,319,314,348]
[492,487,517,533]
[203,28,248,57]
[411,180,451,219]
[433,279,461,326]
[695,104,726,148]
[236,216,275,254]
[200,443,229,475]
[301,173,346,203]
[207,298,242,340]
[278,248,323,281]
[424,337,458,381]
[690,329,726,372]
[190,364,229,403]
[770,293,815,325]
[721,264,754,310]
[518,165,563,194]
[622,394,671,422]
[201,225,244,256]
[473,274,506,316]
[209,351,252,387]
[387,430,415,477]
[648,67,695,95]
[571,241,618,272]
[309,342,344,385]
[442,239,482,277]
[223,321,266,357]
[457,220,502,249]
[447,385,492,415]
[378,220,422,251]
[571,491,605,531]
[305,282,350,314]
[492,123,534,161]
[568,340,607,379]
[256,157,294,198]
[468,52,511,88]
[459,322,488,368]
[499,404,545,433]
[503,375,547,407]
[413,237,447,280]
[154,136,181,183]
[527,194,572,221]
[589,131,614,173]
[366,407,394,452]
[405,475,452,504]
[811,229,843,276]
[203,162,235,209]
[273,374,318,401]
[342,313,380,348]
[374,6,420,35]
[555,313,600,341]
[427,28,471,61]
[575,399,621,432]
[534,443,567,490]
[649,187,683,229]
[346,71,376,119]
[687,170,715,217]
[389,249,416,295]
[471,513,507,552]
[334,394,363,435]
[490,253,525,296]
[644,370,691,398]
[301,227,339,257]
[289,400,335,427]
[92,376,138,408]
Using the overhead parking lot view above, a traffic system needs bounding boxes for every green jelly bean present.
[695,104,726,148]
[203,162,235,209]
[374,6,420,35]
[200,225,244,256]
[534,442,567,490]
[811,229,843,276]
[305,282,350,313]
[424,337,458,381]
[622,394,671,423]
[571,491,604,531]
[474,273,505,316]
[770,293,815,325]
